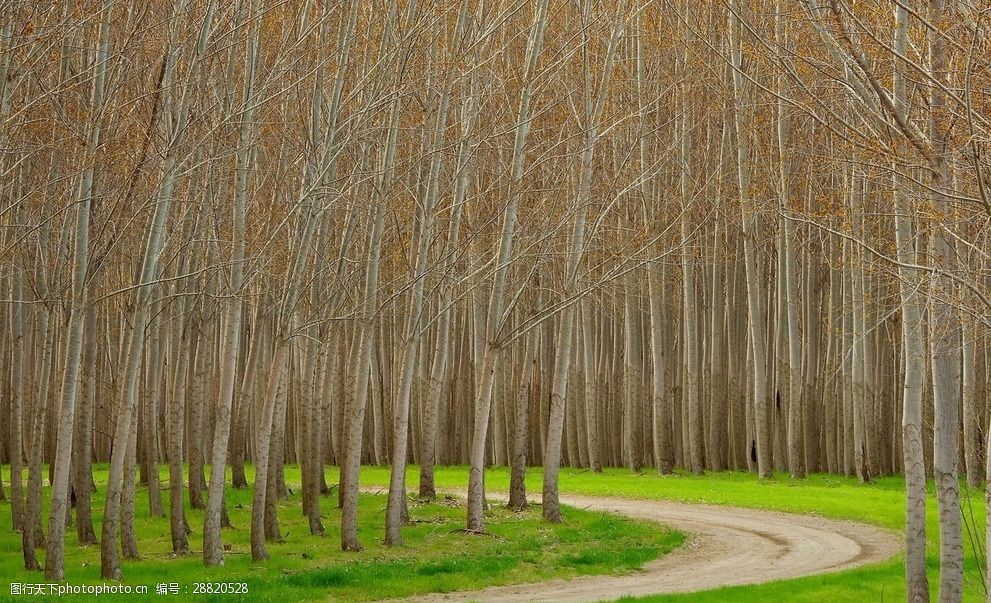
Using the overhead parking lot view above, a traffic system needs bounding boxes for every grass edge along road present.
[358,465,985,603]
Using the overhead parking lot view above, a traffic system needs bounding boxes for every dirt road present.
[391,492,901,602]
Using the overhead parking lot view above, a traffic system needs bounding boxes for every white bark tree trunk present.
[729,0,771,478]
[467,0,548,533]
[892,5,929,599]
[776,2,804,479]
[543,0,625,522]
[202,0,244,566]
[101,1,208,575]
[927,3,962,598]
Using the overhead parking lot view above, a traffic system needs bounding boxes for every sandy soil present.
[386,491,901,603]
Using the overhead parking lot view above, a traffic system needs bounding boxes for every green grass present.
[0,464,682,603]
[356,465,986,602]
[2,464,985,601]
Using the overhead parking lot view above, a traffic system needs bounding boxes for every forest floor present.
[0,464,681,603]
[2,466,986,601]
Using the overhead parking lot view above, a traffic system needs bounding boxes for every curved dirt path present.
[391,492,901,602]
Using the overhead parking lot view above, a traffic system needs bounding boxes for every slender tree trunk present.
[45,4,111,577]
[333,0,385,551]
[74,300,98,546]
[850,171,868,482]
[648,256,672,475]
[23,307,54,570]
[928,3,962,598]
[385,22,458,539]
[102,94,173,580]
[963,316,980,487]
[230,305,261,490]
[250,343,288,560]
[892,5,929,599]
[580,301,602,473]
[467,0,548,533]
[677,38,702,475]
[8,269,25,533]
[168,302,193,555]
[729,0,771,478]
[341,182,388,551]
[188,329,208,510]
[775,3,804,478]
[417,36,483,495]
[264,359,289,540]
[508,332,536,510]
[623,270,645,473]
[202,0,242,566]
[543,1,624,520]
[100,0,211,576]
[142,309,164,517]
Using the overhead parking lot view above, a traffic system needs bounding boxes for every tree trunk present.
[467,0,548,533]
[385,26,456,539]
[776,3,804,479]
[509,332,536,510]
[927,3,962,598]
[892,5,929,599]
[202,0,242,565]
[729,0,771,478]
[250,343,289,560]
[23,307,54,570]
[74,301,98,546]
[543,1,623,520]
[963,316,980,487]
[100,39,188,576]
[8,269,25,533]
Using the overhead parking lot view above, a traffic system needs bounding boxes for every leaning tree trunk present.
[340,149,389,550]
[385,16,458,539]
[340,211,384,550]
[250,343,289,561]
[467,0,549,533]
[248,163,326,554]
[542,0,624,522]
[45,3,110,578]
[341,42,404,547]
[100,0,210,578]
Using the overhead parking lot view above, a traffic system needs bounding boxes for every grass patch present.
[0,464,682,602]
